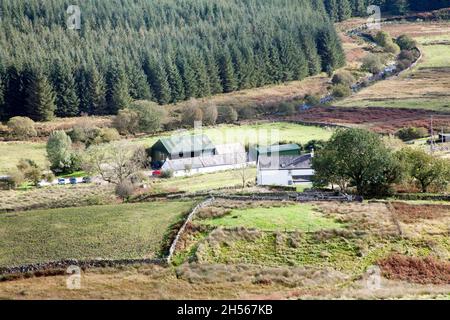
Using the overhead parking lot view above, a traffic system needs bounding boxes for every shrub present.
[218,106,238,123]
[304,94,321,106]
[100,128,120,143]
[361,54,383,74]
[331,84,352,98]
[201,104,218,126]
[130,100,166,133]
[5,170,25,189]
[396,127,428,141]
[238,106,257,120]
[182,104,203,127]
[113,108,139,135]
[7,116,37,139]
[396,34,417,51]
[115,180,135,200]
[277,102,297,116]
[399,50,415,62]
[374,31,400,54]
[17,159,43,185]
[331,71,355,87]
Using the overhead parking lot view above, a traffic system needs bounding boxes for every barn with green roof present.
[150,134,216,163]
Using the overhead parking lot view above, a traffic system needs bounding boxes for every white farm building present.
[257,153,314,187]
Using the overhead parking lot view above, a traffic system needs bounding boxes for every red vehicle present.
[152,170,162,177]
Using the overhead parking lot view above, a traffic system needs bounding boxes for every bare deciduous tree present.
[83,142,148,185]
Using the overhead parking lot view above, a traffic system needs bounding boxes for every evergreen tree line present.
[0,0,345,121]
[324,0,450,22]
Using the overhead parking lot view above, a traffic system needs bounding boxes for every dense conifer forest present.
[0,0,346,121]
[0,0,449,121]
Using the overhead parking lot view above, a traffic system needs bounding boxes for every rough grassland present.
[0,142,47,174]
[0,201,193,267]
[198,204,342,232]
[335,23,450,112]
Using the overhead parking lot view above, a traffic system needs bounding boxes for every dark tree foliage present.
[0,0,345,121]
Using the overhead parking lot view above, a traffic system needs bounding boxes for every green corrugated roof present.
[157,134,215,154]
[257,144,301,154]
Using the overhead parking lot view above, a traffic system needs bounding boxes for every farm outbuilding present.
[249,144,301,161]
[149,134,216,164]
[257,153,314,187]
[439,133,450,143]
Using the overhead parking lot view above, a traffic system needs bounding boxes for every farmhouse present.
[257,153,314,187]
[438,133,450,143]
[149,134,215,167]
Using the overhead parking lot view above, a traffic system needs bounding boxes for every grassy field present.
[335,23,450,112]
[151,167,256,193]
[0,201,193,267]
[0,142,47,174]
[0,184,116,213]
[198,204,342,232]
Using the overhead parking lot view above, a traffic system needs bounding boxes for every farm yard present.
[0,201,193,267]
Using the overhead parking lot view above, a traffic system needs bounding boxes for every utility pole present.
[430,116,434,153]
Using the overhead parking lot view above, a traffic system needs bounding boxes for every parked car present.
[69,177,77,185]
[152,170,161,177]
[82,177,92,184]
[58,178,66,185]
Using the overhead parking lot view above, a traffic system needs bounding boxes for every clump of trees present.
[397,148,450,193]
[312,128,403,196]
[313,128,450,196]
[374,31,400,54]
[113,101,165,135]
[396,127,428,141]
[46,130,81,174]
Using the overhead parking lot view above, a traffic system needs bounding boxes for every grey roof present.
[156,134,215,154]
[215,143,245,155]
[258,154,313,170]
[162,153,247,171]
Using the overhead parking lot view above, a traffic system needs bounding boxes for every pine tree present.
[317,26,346,72]
[324,0,339,22]
[338,0,353,21]
[190,52,210,98]
[300,31,322,76]
[218,49,238,93]
[51,61,79,117]
[87,66,108,115]
[4,65,27,118]
[177,55,198,99]
[204,51,223,95]
[25,68,56,121]
[0,77,5,119]
[164,56,185,103]
[127,63,152,100]
[144,55,171,105]
[106,63,132,114]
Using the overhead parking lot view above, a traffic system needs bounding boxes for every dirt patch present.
[378,255,450,285]
[391,202,450,224]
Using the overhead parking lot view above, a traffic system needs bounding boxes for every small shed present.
[438,133,450,143]
[150,134,215,162]
[250,144,301,161]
